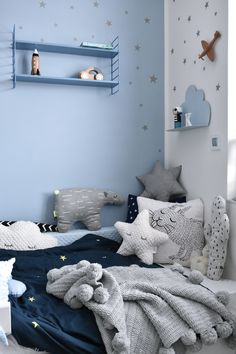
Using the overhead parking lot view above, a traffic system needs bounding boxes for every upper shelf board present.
[16,40,118,59]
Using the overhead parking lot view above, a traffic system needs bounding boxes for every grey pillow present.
[137,160,186,201]
[54,188,124,232]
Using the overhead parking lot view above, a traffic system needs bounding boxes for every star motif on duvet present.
[32,321,40,328]
[28,296,36,302]
[60,255,67,261]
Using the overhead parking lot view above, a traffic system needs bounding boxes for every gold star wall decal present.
[149,74,157,83]
[60,255,67,261]
[32,321,40,328]
[28,297,36,302]
[144,17,151,24]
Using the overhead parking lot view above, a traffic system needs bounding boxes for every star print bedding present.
[0,234,156,354]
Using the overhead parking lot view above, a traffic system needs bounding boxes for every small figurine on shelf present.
[78,66,104,81]
[31,49,40,75]
[185,112,192,127]
[173,106,182,128]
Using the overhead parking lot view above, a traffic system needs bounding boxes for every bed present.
[0,231,236,354]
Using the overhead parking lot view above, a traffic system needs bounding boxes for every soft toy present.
[54,188,124,232]
[173,106,182,128]
[115,209,168,265]
[207,196,230,280]
[79,66,104,81]
[0,221,58,251]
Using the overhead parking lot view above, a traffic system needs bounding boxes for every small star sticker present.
[54,23,58,27]
[194,60,196,64]
[214,11,218,16]
[171,48,174,54]
[19,26,23,30]
[93,1,99,7]
[183,58,187,64]
[73,37,78,41]
[196,30,200,37]
[60,255,67,261]
[135,44,141,51]
[136,66,140,70]
[129,81,132,85]
[40,38,44,43]
[142,125,148,131]
[32,321,39,328]
[28,297,36,302]
[39,1,46,8]
[216,83,220,91]
[178,17,180,21]
[184,40,186,44]
[106,20,112,27]
[173,86,176,91]
[144,17,151,24]
[205,2,209,9]
[91,34,95,39]
[187,16,191,22]
[139,103,143,107]
[203,66,206,71]
[125,10,128,15]
[149,74,157,83]
[70,5,74,9]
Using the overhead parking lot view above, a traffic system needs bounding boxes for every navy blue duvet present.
[0,235,158,354]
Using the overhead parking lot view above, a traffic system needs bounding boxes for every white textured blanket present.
[46,261,236,354]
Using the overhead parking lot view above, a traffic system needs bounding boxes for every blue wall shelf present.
[12,26,119,94]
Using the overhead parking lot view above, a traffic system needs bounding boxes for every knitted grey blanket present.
[46,261,236,354]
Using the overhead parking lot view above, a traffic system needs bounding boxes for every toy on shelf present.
[78,66,104,81]
[198,31,221,61]
[185,113,192,127]
[31,49,40,75]
[173,106,182,128]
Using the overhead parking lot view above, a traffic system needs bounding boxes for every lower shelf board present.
[15,74,119,88]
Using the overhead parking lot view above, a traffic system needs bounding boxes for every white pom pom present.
[181,329,197,345]
[216,322,232,338]
[87,263,103,280]
[159,347,175,354]
[77,284,94,303]
[216,291,230,306]
[93,287,109,304]
[112,332,129,351]
[200,328,218,345]
[171,263,185,274]
[77,260,90,269]
[47,269,61,282]
[188,270,204,284]
[187,339,202,352]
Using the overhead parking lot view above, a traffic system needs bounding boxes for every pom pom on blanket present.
[93,286,109,304]
[87,263,103,280]
[216,291,230,306]
[170,263,185,274]
[159,347,175,354]
[216,322,233,338]
[77,260,90,269]
[188,270,204,284]
[200,328,218,345]
[112,332,129,352]
[187,338,202,352]
[77,284,94,303]
[181,329,197,345]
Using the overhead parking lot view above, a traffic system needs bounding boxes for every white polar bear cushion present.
[0,221,58,251]
[137,197,204,266]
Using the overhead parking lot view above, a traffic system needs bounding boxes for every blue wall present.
[0,0,164,226]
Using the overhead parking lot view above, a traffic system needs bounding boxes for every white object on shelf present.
[0,302,11,335]
[185,112,192,127]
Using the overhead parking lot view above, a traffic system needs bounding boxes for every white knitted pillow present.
[137,197,204,266]
[0,258,15,303]
[0,221,58,251]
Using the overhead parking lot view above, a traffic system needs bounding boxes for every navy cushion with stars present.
[126,194,186,223]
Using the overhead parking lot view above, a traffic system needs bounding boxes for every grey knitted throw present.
[46,261,236,354]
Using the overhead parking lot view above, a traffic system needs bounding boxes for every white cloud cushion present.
[0,258,15,303]
[0,221,58,251]
[137,197,204,266]
[115,209,168,265]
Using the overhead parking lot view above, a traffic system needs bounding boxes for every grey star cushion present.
[137,160,186,201]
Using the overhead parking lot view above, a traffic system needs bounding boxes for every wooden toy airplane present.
[198,31,221,61]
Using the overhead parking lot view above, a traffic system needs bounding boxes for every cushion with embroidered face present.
[137,197,204,266]
[0,221,58,251]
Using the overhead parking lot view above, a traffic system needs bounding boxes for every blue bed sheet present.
[0,234,158,354]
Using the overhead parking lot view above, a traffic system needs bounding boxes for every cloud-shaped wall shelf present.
[181,85,211,127]
[167,85,211,131]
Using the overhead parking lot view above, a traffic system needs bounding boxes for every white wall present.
[165,0,228,222]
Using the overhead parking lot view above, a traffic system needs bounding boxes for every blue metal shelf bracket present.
[12,25,16,88]
[111,36,119,95]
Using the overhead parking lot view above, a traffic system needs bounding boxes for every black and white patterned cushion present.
[0,221,58,233]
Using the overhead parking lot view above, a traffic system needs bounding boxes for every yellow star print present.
[28,297,35,302]
[32,321,40,328]
[60,255,67,261]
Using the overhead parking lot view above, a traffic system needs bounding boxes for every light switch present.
[211,135,221,150]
